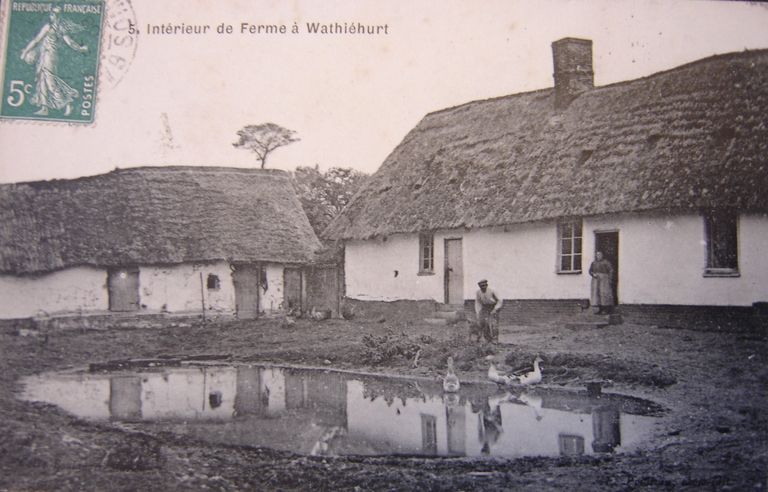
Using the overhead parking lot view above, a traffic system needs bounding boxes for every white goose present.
[488,362,516,386]
[443,357,460,393]
[516,355,544,386]
[518,391,544,421]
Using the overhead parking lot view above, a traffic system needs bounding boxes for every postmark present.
[100,0,137,89]
[0,0,105,123]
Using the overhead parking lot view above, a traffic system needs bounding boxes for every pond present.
[20,361,665,458]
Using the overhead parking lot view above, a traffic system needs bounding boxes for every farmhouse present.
[325,38,768,328]
[0,166,322,321]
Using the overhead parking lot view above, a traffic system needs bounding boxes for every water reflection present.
[21,364,661,458]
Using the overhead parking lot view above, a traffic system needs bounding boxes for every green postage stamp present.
[1,0,104,123]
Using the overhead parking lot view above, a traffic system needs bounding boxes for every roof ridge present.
[592,47,768,93]
[2,165,292,187]
[425,87,552,119]
[424,47,768,119]
[325,45,768,240]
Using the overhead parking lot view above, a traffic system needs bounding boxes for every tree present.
[294,165,367,236]
[233,123,299,168]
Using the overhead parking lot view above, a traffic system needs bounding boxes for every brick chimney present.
[552,38,594,109]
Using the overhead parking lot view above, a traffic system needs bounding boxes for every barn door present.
[108,267,140,311]
[233,264,260,319]
[444,238,464,305]
[283,268,303,314]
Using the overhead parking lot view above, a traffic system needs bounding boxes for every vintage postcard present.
[0,1,767,490]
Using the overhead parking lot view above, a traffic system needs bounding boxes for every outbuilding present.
[0,166,322,322]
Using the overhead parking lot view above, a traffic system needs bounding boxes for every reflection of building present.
[22,367,656,458]
[110,376,141,420]
[592,406,621,453]
[445,397,466,456]
[139,366,238,420]
[558,434,585,456]
[344,384,656,458]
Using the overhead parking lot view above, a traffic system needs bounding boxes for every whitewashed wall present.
[0,260,291,319]
[260,264,285,314]
[344,212,768,306]
[345,235,442,301]
[140,261,235,314]
[592,212,768,306]
[739,214,768,304]
[0,266,108,319]
[142,262,285,315]
[344,223,582,303]
[463,222,582,301]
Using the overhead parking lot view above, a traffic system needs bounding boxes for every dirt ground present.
[0,316,766,491]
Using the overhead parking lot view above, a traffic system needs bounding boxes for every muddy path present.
[1,318,766,491]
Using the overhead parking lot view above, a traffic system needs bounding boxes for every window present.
[704,210,739,276]
[206,274,220,290]
[419,233,434,273]
[208,391,223,409]
[558,220,583,273]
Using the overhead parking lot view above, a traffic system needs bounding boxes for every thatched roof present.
[0,166,323,274]
[325,48,768,240]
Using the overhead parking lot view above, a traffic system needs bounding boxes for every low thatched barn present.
[325,38,768,326]
[0,166,322,320]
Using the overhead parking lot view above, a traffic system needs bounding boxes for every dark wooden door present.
[306,266,340,317]
[445,238,464,305]
[233,264,260,319]
[283,268,303,314]
[594,231,619,304]
[108,267,140,311]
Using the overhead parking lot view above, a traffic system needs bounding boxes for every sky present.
[1,0,768,183]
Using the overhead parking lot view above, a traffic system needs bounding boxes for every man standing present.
[475,279,501,342]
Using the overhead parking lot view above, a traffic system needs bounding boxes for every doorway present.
[444,238,464,305]
[283,267,303,315]
[107,267,140,311]
[594,231,619,304]
[233,264,261,319]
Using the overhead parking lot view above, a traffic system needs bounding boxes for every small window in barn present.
[206,274,220,290]
[558,220,583,273]
[704,210,739,276]
[419,233,435,274]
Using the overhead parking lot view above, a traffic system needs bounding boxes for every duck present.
[488,362,516,385]
[443,356,460,393]
[516,355,543,386]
